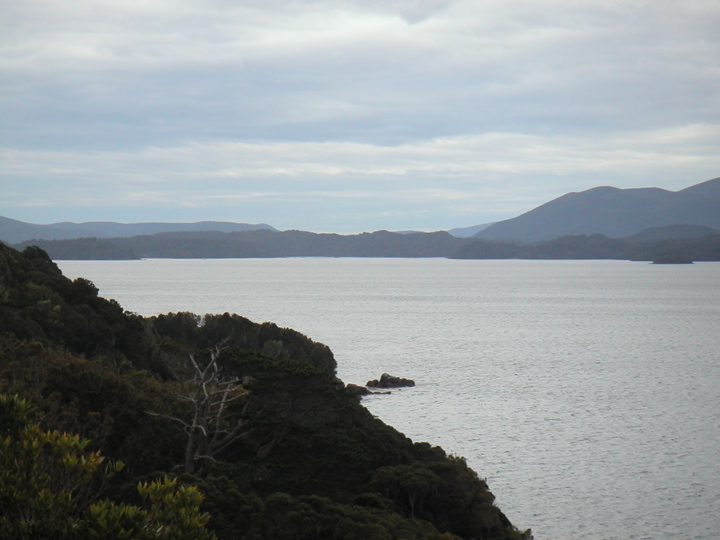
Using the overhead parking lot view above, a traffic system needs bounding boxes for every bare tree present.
[149,345,253,474]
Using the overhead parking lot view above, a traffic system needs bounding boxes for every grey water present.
[57,258,720,540]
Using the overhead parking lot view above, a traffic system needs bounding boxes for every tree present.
[149,345,252,474]
[0,393,216,540]
[0,393,113,538]
[369,464,441,518]
[78,477,215,540]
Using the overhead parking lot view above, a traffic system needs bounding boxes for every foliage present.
[181,480,464,540]
[0,393,112,539]
[0,334,186,476]
[0,393,216,540]
[154,311,337,375]
[78,478,215,540]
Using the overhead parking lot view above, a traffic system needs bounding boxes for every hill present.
[13,226,720,262]
[624,224,719,242]
[447,223,495,238]
[451,231,720,262]
[0,243,529,539]
[474,177,720,242]
[0,216,277,243]
[13,229,467,260]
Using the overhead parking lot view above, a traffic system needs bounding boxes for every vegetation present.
[451,233,720,261]
[5,237,140,260]
[11,230,466,260]
[0,243,530,539]
[10,228,720,262]
[0,393,215,540]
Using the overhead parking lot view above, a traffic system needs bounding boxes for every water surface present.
[58,258,720,539]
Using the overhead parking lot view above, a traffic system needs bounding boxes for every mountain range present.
[474,177,720,241]
[2,177,719,255]
[0,217,276,244]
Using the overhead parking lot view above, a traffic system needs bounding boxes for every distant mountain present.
[474,177,720,242]
[0,216,277,243]
[447,222,495,238]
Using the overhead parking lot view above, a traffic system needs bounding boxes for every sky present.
[1,0,719,233]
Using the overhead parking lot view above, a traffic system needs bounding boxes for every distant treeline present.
[452,233,720,262]
[10,228,720,261]
[12,230,465,260]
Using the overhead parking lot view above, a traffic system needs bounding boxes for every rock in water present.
[366,373,415,388]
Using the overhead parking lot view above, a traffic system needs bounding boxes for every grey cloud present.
[3,124,719,230]
[1,0,719,229]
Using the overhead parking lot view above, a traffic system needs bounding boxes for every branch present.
[145,411,193,431]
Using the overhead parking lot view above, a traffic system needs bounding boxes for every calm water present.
[57,258,720,540]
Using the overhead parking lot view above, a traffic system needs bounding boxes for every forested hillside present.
[0,243,530,539]
[452,232,720,261]
[11,226,720,262]
[11,229,465,260]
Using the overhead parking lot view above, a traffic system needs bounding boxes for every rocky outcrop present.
[346,383,371,396]
[346,383,392,397]
[366,373,415,388]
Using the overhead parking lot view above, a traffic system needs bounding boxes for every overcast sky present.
[2,0,719,232]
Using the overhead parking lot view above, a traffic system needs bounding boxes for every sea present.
[57,258,720,540]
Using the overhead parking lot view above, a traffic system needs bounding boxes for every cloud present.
[1,0,719,230]
[3,123,719,231]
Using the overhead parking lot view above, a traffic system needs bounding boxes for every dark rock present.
[366,373,415,388]
[346,383,393,397]
[346,383,371,396]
